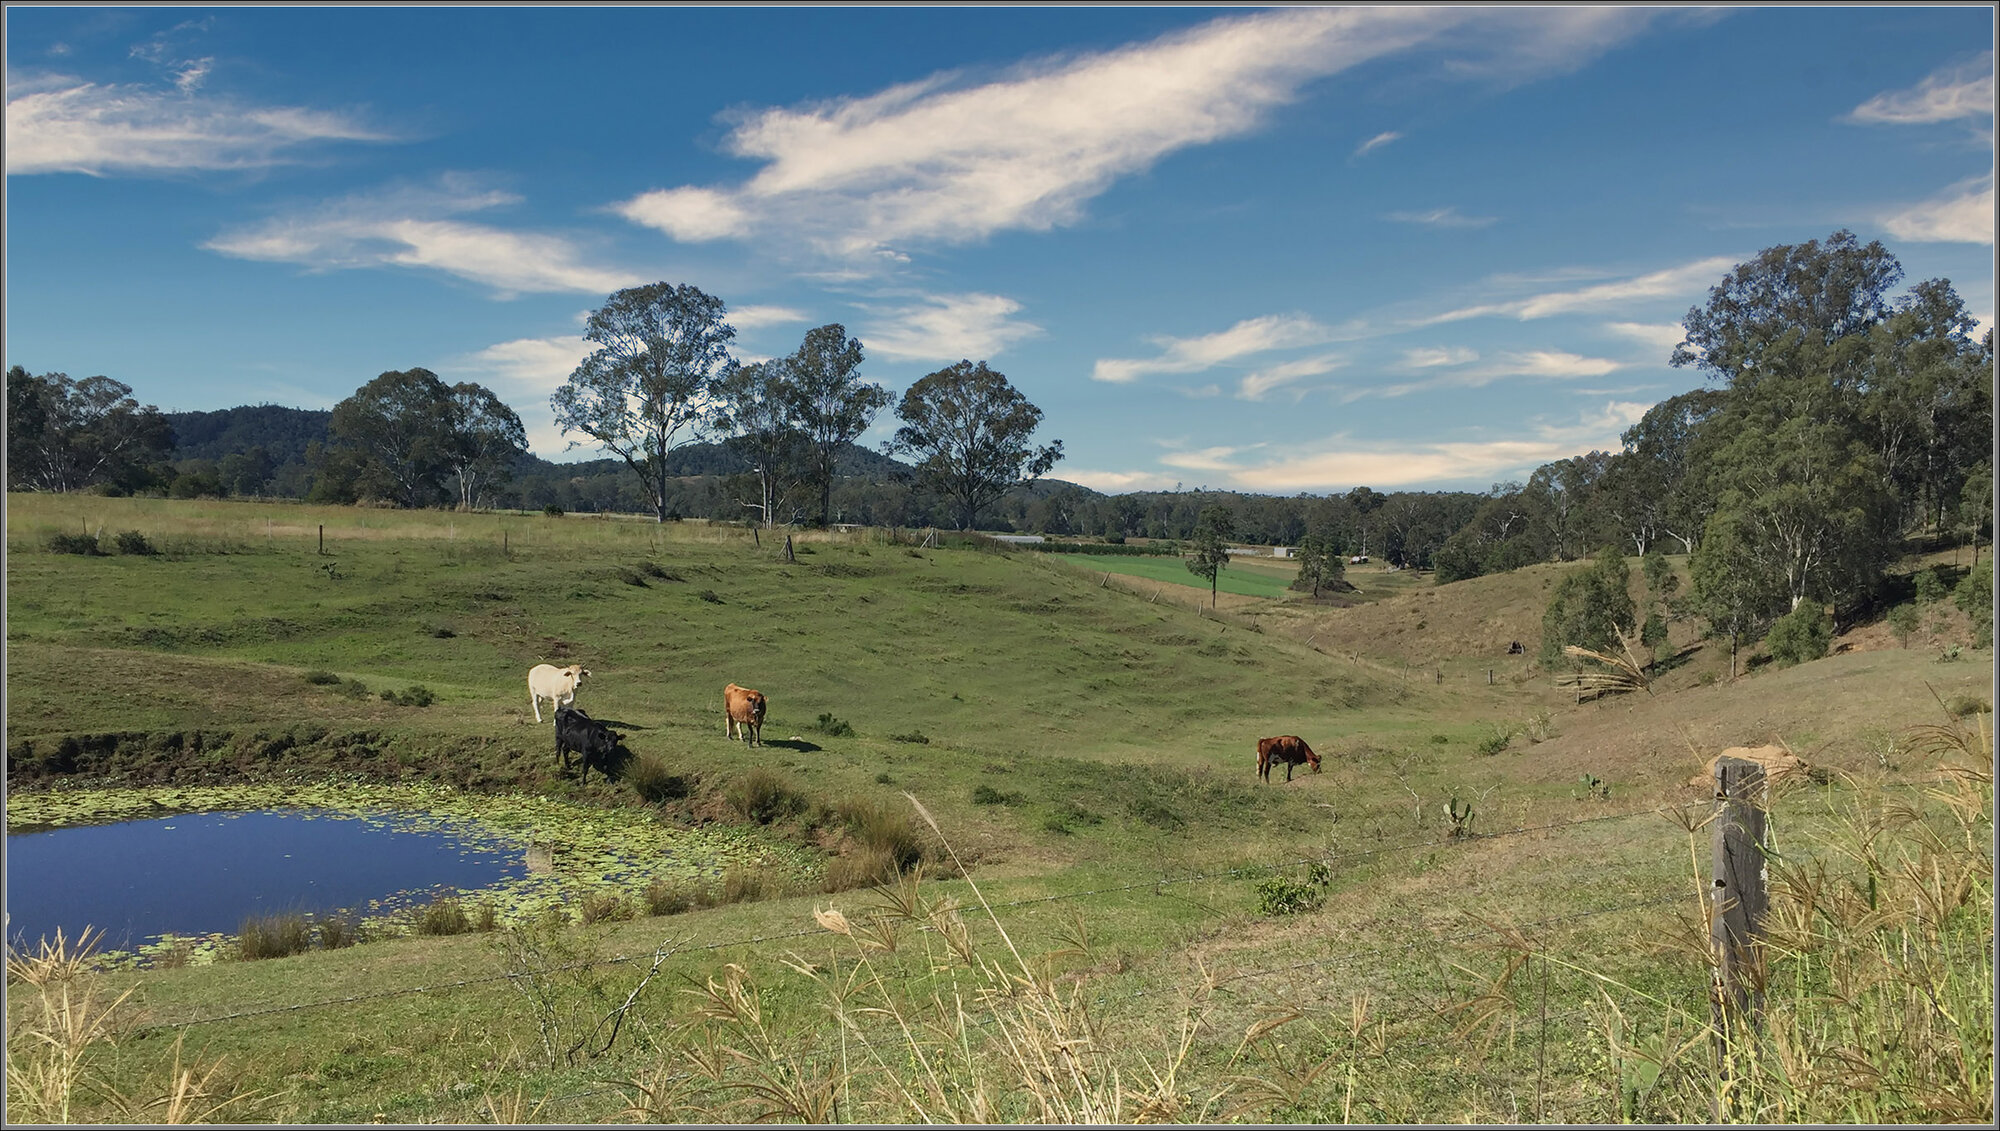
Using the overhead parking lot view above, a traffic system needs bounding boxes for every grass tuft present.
[237,913,313,960]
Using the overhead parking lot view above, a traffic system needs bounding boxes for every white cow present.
[527,663,590,723]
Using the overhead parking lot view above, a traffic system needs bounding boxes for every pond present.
[5,808,528,955]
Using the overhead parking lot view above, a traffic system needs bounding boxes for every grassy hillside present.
[6,495,1990,1124]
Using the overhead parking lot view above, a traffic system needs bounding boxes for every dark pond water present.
[5,809,528,954]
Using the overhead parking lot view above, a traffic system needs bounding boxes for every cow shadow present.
[586,717,649,732]
[760,738,822,753]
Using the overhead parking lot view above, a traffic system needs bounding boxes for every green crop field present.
[6,495,1991,1125]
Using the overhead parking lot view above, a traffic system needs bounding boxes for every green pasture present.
[5,495,1990,1124]
[1060,552,1299,599]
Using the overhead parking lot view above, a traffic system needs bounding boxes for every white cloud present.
[5,72,390,175]
[1386,206,1496,228]
[1881,175,1995,245]
[1060,467,1184,493]
[1238,353,1344,401]
[615,6,1667,262]
[1354,130,1402,157]
[1093,313,1333,383]
[446,334,593,457]
[1363,350,1622,400]
[1402,346,1478,368]
[1226,401,1650,491]
[1848,53,1994,125]
[728,304,810,332]
[1429,256,1740,324]
[1602,321,1686,356]
[860,293,1042,362]
[1160,444,1264,472]
[204,179,643,296]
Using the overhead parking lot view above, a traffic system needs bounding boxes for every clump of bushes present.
[303,670,341,686]
[624,753,692,803]
[639,561,684,582]
[113,530,157,556]
[1041,800,1104,836]
[47,532,103,555]
[579,892,633,925]
[725,767,808,825]
[1765,603,1833,667]
[890,731,930,745]
[1954,560,1991,643]
[1254,862,1332,916]
[971,784,1024,806]
[339,678,371,699]
[414,896,473,936]
[824,797,930,892]
[317,917,357,950]
[699,589,724,604]
[379,685,434,707]
[814,712,855,737]
[542,504,564,517]
[238,913,313,960]
[644,876,701,916]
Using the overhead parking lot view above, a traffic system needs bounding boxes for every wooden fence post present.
[783,534,795,563]
[318,525,324,555]
[1710,755,1769,1115]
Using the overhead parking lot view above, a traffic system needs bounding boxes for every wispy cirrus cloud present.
[728,305,811,332]
[1238,353,1345,401]
[1403,346,1478,368]
[1093,313,1333,384]
[859,293,1042,362]
[203,178,643,297]
[1353,130,1402,157]
[1602,321,1687,357]
[5,71,391,176]
[1880,174,1994,245]
[1225,401,1650,491]
[1847,52,1993,125]
[1386,205,1496,228]
[614,6,1672,263]
[1428,255,1740,323]
[447,333,592,457]
[1366,349,1623,399]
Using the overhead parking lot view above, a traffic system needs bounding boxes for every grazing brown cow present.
[1257,735,1320,783]
[724,683,767,747]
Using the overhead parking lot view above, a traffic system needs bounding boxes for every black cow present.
[554,706,621,785]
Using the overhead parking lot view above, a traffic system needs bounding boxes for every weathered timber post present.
[318,525,324,555]
[782,534,795,563]
[1487,669,1494,685]
[753,526,760,547]
[1709,755,1769,1117]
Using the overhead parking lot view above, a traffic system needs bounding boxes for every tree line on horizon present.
[8,232,1992,656]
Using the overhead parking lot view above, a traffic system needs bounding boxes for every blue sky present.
[6,6,1993,494]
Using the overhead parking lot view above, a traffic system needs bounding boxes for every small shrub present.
[340,678,370,699]
[380,685,434,707]
[239,913,313,960]
[699,589,724,604]
[625,753,691,803]
[318,917,356,950]
[1254,863,1332,916]
[1698,670,1719,686]
[1578,773,1611,801]
[725,767,807,824]
[874,772,894,784]
[840,797,927,876]
[890,731,930,745]
[542,504,564,517]
[1946,695,1991,718]
[825,846,903,892]
[579,892,631,925]
[47,532,102,555]
[1954,560,1991,643]
[428,624,456,639]
[1041,814,1075,836]
[1914,566,1950,604]
[644,877,701,916]
[1766,603,1833,667]
[615,567,648,587]
[1429,734,1450,745]
[113,530,157,555]
[640,561,685,582]
[720,866,779,905]
[303,670,341,686]
[971,784,1024,806]
[814,712,855,737]
[415,896,473,936]
[474,902,499,933]
[1474,729,1512,757]
[1888,603,1922,648]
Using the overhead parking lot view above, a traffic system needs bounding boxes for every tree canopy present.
[6,366,173,493]
[552,282,737,523]
[785,323,890,527]
[889,360,1063,531]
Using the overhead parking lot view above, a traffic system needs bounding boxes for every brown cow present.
[1257,735,1320,783]
[724,683,767,747]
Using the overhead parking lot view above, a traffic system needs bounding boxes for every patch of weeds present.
[113,530,157,556]
[579,892,632,925]
[725,766,808,824]
[379,685,435,707]
[303,670,341,686]
[1254,862,1332,916]
[1946,695,1991,718]
[720,866,781,905]
[1474,726,1513,757]
[415,895,473,936]
[639,561,685,582]
[1577,773,1611,801]
[699,589,724,604]
[318,917,357,950]
[1126,795,1184,830]
[339,678,371,700]
[814,712,855,737]
[614,567,648,588]
[624,753,692,803]
[643,877,702,916]
[971,784,1024,806]
[1443,794,1477,838]
[824,797,929,891]
[1521,710,1557,744]
[874,772,894,785]
[239,913,313,960]
[474,902,499,933]
[47,532,102,555]
[890,731,931,744]
[427,624,457,639]
[1429,734,1450,745]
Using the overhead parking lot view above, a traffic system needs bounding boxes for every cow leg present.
[532,692,542,723]
[1285,762,1294,782]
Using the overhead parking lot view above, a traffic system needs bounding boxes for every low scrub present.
[46,532,103,555]
[624,753,692,803]
[1253,862,1332,916]
[378,685,434,707]
[413,896,473,936]
[112,530,157,556]
[814,712,855,737]
[725,767,808,825]
[238,913,313,960]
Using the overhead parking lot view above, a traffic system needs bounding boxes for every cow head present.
[1308,749,1322,774]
